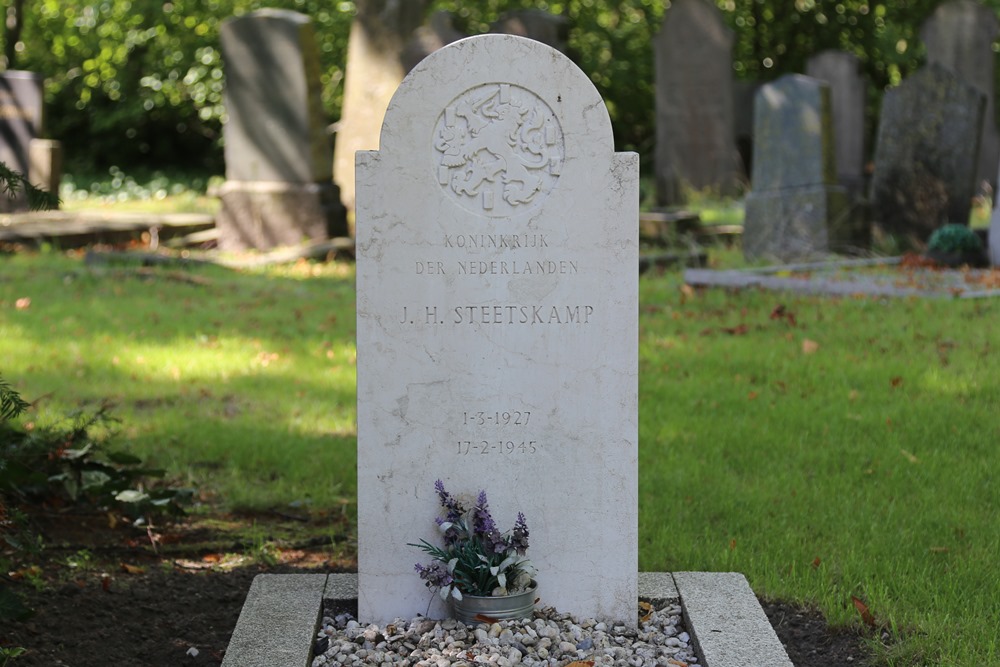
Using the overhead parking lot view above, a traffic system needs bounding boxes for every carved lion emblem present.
[434,84,564,217]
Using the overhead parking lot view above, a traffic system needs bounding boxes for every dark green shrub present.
[927,224,983,254]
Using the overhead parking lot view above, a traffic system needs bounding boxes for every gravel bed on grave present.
[312,602,700,667]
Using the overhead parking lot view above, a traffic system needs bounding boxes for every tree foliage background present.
[1,0,995,174]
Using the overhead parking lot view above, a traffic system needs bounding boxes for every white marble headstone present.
[356,34,638,625]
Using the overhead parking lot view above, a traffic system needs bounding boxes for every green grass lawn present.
[2,249,998,665]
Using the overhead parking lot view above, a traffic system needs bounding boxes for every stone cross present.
[355,34,639,625]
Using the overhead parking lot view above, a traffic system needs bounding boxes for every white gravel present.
[312,602,700,667]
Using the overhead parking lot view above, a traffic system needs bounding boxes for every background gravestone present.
[217,9,345,250]
[0,70,44,212]
[490,9,570,54]
[654,0,742,205]
[732,79,762,179]
[743,74,860,261]
[806,50,866,200]
[333,0,431,226]
[869,64,985,246]
[920,0,999,195]
[991,160,1000,266]
[356,34,638,625]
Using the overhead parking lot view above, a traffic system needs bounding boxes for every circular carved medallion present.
[433,84,564,217]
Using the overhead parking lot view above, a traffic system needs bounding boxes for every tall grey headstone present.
[991,161,1000,266]
[217,9,345,250]
[491,9,570,54]
[806,50,866,198]
[921,0,999,193]
[732,79,762,179]
[333,0,431,225]
[869,64,985,246]
[0,71,44,212]
[743,75,862,261]
[356,35,638,625]
[654,0,742,205]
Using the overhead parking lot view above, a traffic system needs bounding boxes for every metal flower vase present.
[450,581,538,624]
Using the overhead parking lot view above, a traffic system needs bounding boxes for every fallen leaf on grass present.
[900,449,919,464]
[770,304,797,326]
[811,557,822,569]
[801,339,819,354]
[929,546,950,553]
[747,391,759,400]
[15,297,31,310]
[851,595,876,628]
[890,376,903,388]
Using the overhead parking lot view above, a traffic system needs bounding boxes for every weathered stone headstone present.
[921,0,999,193]
[217,9,344,250]
[743,75,863,261]
[0,70,44,212]
[333,0,431,224]
[402,11,465,72]
[654,0,743,205]
[732,79,761,179]
[991,161,1000,266]
[491,9,570,54]
[869,64,985,246]
[806,50,866,198]
[356,35,638,625]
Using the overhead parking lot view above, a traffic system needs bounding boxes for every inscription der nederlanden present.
[417,234,576,276]
[416,260,579,275]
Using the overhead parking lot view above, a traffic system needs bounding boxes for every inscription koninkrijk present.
[444,233,548,249]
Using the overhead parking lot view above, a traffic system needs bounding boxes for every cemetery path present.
[1,510,874,666]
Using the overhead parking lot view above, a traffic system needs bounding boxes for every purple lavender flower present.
[473,490,496,534]
[414,562,453,590]
[511,512,530,555]
[434,479,463,522]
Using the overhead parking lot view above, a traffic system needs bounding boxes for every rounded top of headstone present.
[378,34,612,218]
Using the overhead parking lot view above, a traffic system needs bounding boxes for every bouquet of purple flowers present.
[409,480,535,600]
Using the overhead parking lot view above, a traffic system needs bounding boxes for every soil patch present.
[2,511,874,666]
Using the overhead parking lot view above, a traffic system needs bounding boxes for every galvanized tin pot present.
[450,581,538,624]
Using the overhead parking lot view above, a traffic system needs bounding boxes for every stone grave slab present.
[355,34,638,625]
[743,75,862,261]
[217,8,344,250]
[654,0,742,205]
[869,64,985,246]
